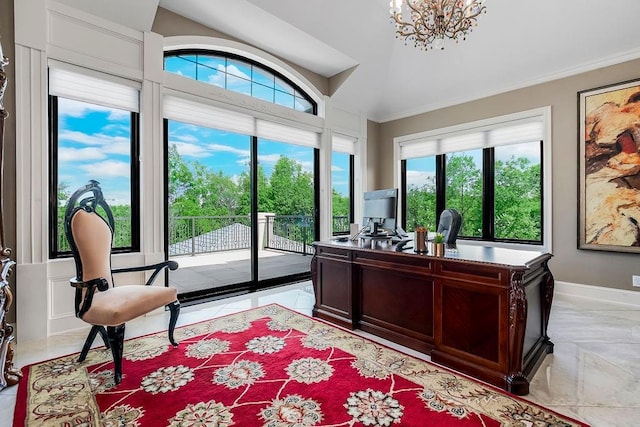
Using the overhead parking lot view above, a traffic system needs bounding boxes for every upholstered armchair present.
[64,180,180,384]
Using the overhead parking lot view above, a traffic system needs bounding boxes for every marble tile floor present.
[1,281,638,426]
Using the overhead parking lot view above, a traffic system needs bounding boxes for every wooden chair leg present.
[107,324,125,384]
[167,300,180,347]
[78,325,110,363]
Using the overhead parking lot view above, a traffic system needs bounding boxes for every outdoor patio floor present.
[168,249,313,294]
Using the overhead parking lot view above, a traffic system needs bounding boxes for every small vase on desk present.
[432,242,445,256]
[414,226,428,253]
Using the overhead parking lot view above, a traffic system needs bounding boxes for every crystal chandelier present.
[390,0,487,51]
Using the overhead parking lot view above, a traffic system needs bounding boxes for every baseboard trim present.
[555,281,640,308]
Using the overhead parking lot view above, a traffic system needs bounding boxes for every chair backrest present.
[64,181,115,288]
[437,208,462,244]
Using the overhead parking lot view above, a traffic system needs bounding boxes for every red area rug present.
[14,304,588,426]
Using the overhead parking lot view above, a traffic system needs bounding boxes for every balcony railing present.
[265,215,314,255]
[59,214,351,257]
[170,214,348,257]
[169,215,251,256]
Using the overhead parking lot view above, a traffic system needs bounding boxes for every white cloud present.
[59,147,107,162]
[332,165,344,172]
[297,160,314,173]
[59,130,130,156]
[207,64,251,88]
[173,133,200,143]
[406,169,435,189]
[258,153,282,165]
[207,143,250,157]
[495,143,540,162]
[171,141,211,157]
[59,130,105,146]
[224,64,250,80]
[58,98,129,119]
[79,160,130,178]
[101,189,131,206]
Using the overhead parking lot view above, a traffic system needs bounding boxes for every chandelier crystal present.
[390,0,487,51]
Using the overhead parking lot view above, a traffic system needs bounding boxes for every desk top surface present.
[316,238,552,269]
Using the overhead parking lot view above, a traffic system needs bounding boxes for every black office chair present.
[437,209,462,244]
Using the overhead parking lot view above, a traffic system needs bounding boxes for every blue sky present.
[57,99,350,207]
[57,98,133,205]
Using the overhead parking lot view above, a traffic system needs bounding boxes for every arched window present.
[164,50,317,115]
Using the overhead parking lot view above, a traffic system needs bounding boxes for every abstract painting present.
[578,78,640,252]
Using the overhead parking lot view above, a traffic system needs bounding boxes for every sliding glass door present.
[256,138,316,283]
[165,120,317,302]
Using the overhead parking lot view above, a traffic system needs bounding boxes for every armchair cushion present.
[71,209,113,287]
[81,285,177,327]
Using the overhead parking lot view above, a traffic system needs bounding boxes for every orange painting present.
[579,79,640,251]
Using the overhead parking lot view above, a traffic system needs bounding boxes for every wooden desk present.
[311,240,554,395]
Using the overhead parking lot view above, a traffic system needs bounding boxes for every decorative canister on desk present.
[414,226,428,253]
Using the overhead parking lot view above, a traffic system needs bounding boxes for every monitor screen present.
[362,188,398,236]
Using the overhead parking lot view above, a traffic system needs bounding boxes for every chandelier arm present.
[390,0,486,50]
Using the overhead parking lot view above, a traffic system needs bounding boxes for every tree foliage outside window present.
[445,151,483,237]
[404,142,542,243]
[331,151,351,234]
[494,146,541,240]
[405,157,436,232]
[168,138,316,245]
[267,155,314,216]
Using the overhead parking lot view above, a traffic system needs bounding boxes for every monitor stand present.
[371,222,381,236]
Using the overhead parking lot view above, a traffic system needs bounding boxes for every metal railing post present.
[303,222,307,256]
[191,217,196,256]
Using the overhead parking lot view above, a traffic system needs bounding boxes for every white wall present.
[13,0,366,342]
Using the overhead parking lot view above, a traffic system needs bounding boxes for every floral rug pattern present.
[14,304,588,426]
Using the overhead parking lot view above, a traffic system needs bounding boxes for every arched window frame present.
[162,36,324,118]
[164,49,317,115]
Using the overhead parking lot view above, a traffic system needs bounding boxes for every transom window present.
[164,50,317,114]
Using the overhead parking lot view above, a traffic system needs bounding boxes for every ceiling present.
[58,0,640,123]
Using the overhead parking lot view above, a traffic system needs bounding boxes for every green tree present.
[332,189,349,217]
[494,156,541,240]
[405,178,436,232]
[58,181,70,205]
[168,145,241,218]
[168,145,194,207]
[445,153,482,236]
[269,156,314,216]
[331,189,350,234]
[237,164,272,214]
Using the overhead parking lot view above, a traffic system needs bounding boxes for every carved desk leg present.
[541,260,555,351]
[507,270,529,395]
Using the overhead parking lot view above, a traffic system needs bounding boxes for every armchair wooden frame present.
[64,180,180,383]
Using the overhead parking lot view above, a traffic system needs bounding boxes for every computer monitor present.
[362,188,398,236]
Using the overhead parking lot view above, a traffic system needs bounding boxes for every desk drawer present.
[316,245,352,261]
[353,250,433,273]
